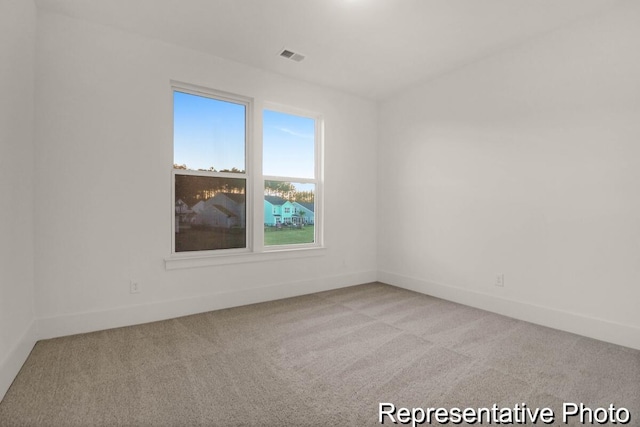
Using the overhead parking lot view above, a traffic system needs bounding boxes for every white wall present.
[4,2,636,405]
[34,12,378,338]
[378,2,640,349]
[0,0,38,400]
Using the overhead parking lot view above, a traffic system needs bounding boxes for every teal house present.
[292,202,314,225]
[264,196,295,226]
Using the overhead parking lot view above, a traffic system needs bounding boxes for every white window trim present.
[262,101,324,253]
[165,246,326,270]
[165,83,324,270]
[169,81,253,258]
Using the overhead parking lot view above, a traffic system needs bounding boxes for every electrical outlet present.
[495,274,505,287]
[130,281,140,294]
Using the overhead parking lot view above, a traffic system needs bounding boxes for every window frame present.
[166,82,324,269]
[170,82,253,256]
[262,102,324,252]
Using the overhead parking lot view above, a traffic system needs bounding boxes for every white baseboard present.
[0,320,38,402]
[378,270,640,351]
[37,270,378,340]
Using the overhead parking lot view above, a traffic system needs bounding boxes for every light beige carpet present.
[0,282,638,426]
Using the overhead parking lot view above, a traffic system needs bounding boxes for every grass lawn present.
[264,225,314,246]
[175,225,314,250]
[175,226,246,252]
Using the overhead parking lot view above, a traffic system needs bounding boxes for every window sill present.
[164,246,326,270]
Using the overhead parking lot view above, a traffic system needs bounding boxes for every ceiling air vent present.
[279,48,305,62]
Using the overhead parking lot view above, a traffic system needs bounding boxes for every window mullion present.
[172,83,251,253]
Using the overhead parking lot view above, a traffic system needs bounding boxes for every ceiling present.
[35,0,622,100]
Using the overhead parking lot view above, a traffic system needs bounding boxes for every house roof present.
[212,204,237,217]
[218,192,245,204]
[264,195,288,206]
[294,202,314,212]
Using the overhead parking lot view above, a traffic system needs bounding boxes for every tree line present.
[265,181,314,203]
[174,169,314,206]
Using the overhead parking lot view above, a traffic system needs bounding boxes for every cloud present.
[274,126,313,139]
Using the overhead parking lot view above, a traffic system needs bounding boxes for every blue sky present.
[174,91,245,172]
[174,91,316,192]
[263,109,315,179]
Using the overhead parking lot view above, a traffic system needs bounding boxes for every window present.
[172,86,250,253]
[263,107,320,247]
[171,82,322,260]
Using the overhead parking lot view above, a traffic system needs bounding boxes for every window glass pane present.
[263,110,315,179]
[264,181,315,246]
[174,91,245,173]
[175,175,246,252]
